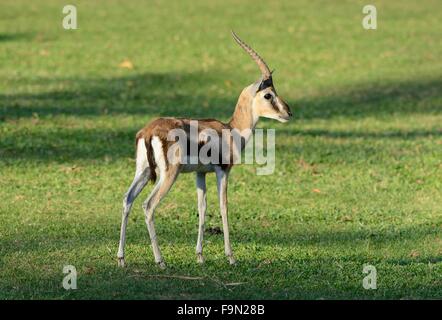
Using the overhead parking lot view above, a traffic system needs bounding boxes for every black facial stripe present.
[258,76,273,91]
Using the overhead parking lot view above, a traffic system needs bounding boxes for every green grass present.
[1,0,441,299]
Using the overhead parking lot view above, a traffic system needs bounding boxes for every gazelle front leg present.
[215,166,235,265]
[196,172,207,263]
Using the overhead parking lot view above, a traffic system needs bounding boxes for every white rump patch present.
[151,136,167,178]
[136,138,148,175]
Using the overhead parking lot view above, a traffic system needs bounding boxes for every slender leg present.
[143,165,180,269]
[195,172,207,263]
[215,167,235,265]
[117,167,150,267]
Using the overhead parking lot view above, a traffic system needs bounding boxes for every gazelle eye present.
[264,93,272,100]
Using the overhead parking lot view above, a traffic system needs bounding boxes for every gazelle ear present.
[250,80,261,95]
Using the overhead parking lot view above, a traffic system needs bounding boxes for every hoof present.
[157,261,166,269]
[228,256,236,265]
[117,257,126,267]
[197,254,205,264]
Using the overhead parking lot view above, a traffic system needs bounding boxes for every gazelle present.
[117,31,292,268]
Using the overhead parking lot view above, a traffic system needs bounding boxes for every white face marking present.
[252,90,291,123]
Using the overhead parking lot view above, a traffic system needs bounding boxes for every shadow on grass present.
[296,77,442,120]
[1,73,441,120]
[3,254,441,299]
[1,73,441,162]
[0,72,236,120]
[278,128,442,139]
[0,254,405,299]
[1,221,441,299]
[0,33,34,42]
[0,127,137,162]
[2,218,440,257]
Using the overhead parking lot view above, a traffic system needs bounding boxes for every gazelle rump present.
[117,31,292,268]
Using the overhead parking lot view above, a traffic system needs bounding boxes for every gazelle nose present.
[287,110,293,117]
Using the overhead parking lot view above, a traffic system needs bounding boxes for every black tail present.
[144,136,157,183]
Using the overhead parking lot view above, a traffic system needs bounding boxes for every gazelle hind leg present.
[195,172,207,263]
[117,167,150,266]
[143,165,180,269]
[117,138,150,267]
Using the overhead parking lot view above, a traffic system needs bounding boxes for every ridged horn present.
[231,31,272,79]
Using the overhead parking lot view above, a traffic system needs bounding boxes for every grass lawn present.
[0,0,441,299]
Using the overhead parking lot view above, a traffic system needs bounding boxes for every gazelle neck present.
[228,86,258,144]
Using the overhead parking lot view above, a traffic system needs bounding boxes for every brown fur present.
[136,117,233,183]
[228,87,255,131]
[134,83,291,184]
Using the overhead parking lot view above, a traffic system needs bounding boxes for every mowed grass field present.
[0,0,441,299]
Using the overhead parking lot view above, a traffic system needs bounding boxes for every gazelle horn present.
[231,31,272,80]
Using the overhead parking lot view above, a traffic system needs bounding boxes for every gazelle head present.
[232,31,293,123]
